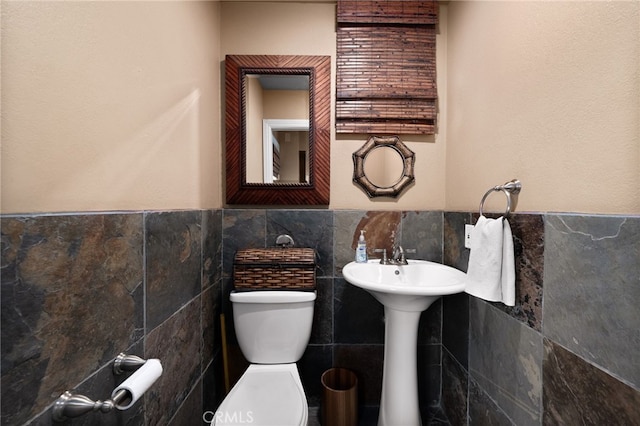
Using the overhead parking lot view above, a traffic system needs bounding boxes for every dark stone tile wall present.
[4,209,637,426]
[544,215,640,389]
[441,349,468,426]
[221,209,444,420]
[467,377,511,425]
[442,212,640,426]
[507,214,544,330]
[542,215,640,425]
[441,212,472,425]
[0,210,224,426]
[469,299,543,425]
[543,338,640,425]
[146,211,203,331]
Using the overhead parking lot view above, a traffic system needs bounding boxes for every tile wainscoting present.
[2,210,638,425]
[1,211,224,426]
[443,212,640,425]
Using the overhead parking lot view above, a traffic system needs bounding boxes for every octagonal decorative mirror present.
[353,135,415,198]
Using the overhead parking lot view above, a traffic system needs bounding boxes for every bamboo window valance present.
[336,0,438,135]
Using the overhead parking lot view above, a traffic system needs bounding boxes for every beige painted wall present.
[245,76,264,183]
[1,1,222,213]
[220,2,449,210]
[446,1,639,214]
[2,1,638,215]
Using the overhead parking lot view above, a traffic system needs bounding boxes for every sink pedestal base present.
[378,305,432,426]
[341,260,466,426]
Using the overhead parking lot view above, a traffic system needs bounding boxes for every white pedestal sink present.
[342,259,466,426]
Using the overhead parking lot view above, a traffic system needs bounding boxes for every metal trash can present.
[321,368,358,426]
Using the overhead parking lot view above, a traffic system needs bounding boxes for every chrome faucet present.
[392,245,408,265]
[374,245,415,265]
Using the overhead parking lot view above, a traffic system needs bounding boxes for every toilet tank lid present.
[230,290,316,304]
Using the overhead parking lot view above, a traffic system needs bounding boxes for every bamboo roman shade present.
[336,0,438,135]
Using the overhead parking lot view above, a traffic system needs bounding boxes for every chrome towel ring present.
[479,179,522,217]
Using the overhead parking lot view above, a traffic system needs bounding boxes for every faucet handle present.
[373,248,389,264]
[395,248,416,265]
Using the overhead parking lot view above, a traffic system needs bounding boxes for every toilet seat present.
[214,363,308,426]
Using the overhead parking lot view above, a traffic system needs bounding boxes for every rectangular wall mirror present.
[225,55,331,205]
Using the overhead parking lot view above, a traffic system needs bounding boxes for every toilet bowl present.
[214,363,307,426]
[214,290,316,426]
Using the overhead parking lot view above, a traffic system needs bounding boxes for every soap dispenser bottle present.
[355,230,368,263]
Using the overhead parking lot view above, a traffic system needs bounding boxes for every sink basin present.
[342,259,466,425]
[342,259,466,311]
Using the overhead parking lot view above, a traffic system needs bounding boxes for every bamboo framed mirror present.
[353,135,415,198]
[225,55,331,205]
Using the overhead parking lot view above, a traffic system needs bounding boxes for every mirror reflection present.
[261,121,309,183]
[363,146,404,188]
[244,74,310,184]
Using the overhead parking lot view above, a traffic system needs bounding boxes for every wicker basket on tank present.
[233,248,316,291]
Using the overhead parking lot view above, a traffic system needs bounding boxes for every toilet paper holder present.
[52,353,161,422]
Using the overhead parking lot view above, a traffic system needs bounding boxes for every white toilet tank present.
[230,291,316,364]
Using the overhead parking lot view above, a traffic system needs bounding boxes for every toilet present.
[214,290,316,426]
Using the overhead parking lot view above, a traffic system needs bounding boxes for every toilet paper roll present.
[111,359,163,410]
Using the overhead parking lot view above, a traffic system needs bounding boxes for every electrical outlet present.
[464,224,474,249]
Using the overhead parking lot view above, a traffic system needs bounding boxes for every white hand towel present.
[465,215,516,306]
